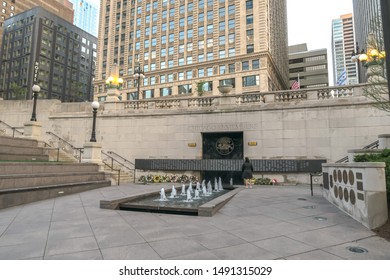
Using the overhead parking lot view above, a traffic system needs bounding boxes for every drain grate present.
[303,205,316,209]
[346,246,368,253]
[313,216,327,221]
[297,198,307,201]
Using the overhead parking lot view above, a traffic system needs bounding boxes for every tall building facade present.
[0,7,97,101]
[288,44,329,89]
[0,0,74,51]
[69,0,99,37]
[331,14,358,86]
[94,0,289,101]
[353,0,383,83]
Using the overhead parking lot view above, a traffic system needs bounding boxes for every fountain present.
[186,188,193,202]
[194,189,200,200]
[156,188,168,201]
[188,182,194,194]
[101,177,240,216]
[170,186,177,198]
[218,177,224,191]
[214,178,219,192]
[181,184,186,195]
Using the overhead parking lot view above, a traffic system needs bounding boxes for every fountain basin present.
[100,186,240,216]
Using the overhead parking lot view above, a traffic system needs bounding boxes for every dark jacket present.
[241,162,253,179]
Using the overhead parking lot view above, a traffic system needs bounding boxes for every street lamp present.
[133,63,145,99]
[30,84,40,121]
[105,76,123,89]
[89,101,100,142]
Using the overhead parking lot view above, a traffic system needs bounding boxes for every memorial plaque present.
[135,159,326,173]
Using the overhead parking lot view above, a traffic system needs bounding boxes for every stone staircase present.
[0,135,111,209]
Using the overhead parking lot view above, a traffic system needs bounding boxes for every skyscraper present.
[0,7,97,101]
[353,0,383,83]
[0,0,74,52]
[331,14,358,86]
[69,0,99,37]
[94,0,289,101]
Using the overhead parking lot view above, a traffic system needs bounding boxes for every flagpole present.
[298,73,300,89]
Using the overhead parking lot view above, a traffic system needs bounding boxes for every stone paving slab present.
[0,183,389,260]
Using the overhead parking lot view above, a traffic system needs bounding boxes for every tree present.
[194,80,206,96]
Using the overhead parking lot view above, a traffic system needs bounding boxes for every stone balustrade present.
[112,84,367,112]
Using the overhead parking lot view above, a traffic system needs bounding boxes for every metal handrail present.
[46,131,84,162]
[107,151,135,167]
[0,120,24,137]
[102,151,136,183]
[335,140,380,163]
[102,161,121,186]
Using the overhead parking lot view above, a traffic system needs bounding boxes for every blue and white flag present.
[337,70,347,86]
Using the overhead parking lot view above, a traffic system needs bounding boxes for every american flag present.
[291,80,300,89]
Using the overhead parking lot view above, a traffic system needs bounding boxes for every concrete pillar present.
[23,121,42,141]
[378,134,390,149]
[82,142,104,171]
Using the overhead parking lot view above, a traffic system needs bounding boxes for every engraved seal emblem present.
[216,137,234,155]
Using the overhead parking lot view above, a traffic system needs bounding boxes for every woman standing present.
[241,157,254,188]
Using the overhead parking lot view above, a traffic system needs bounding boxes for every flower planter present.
[217,85,233,94]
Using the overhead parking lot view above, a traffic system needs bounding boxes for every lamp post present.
[90,101,100,142]
[133,63,145,99]
[30,84,40,121]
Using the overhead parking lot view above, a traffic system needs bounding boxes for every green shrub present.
[354,149,390,200]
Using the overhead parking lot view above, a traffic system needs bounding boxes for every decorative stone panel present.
[322,162,387,229]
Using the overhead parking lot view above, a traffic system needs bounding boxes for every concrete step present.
[0,162,101,175]
[0,171,106,190]
[0,135,39,148]
[0,180,111,209]
[0,135,50,161]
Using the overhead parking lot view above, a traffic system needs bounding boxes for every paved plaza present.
[0,183,389,260]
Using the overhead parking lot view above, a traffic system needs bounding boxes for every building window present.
[160,87,172,96]
[168,74,174,82]
[252,59,260,69]
[220,78,235,87]
[219,50,225,58]
[246,0,253,10]
[242,61,249,71]
[207,24,213,34]
[144,89,154,99]
[228,33,235,44]
[228,5,235,15]
[243,75,259,87]
[228,48,235,57]
[219,35,225,45]
[160,75,166,83]
[246,44,254,53]
[186,70,193,79]
[228,19,235,29]
[219,21,225,31]
[246,29,253,41]
[178,72,184,80]
[198,68,205,77]
[207,52,213,61]
[228,63,235,73]
[219,65,226,74]
[178,84,192,94]
[207,67,213,76]
[219,7,225,17]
